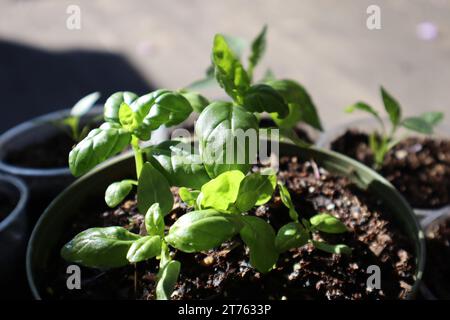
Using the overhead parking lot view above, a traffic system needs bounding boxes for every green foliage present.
[345,86,444,168]
[309,213,348,234]
[156,260,181,300]
[126,236,162,263]
[195,101,258,178]
[137,162,173,215]
[104,179,136,208]
[275,222,309,253]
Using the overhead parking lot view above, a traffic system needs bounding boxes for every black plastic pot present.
[0,174,28,288]
[26,142,425,299]
[317,117,450,219]
[0,108,102,222]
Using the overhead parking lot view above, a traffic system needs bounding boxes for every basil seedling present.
[345,87,444,168]
[275,181,352,255]
[50,92,101,142]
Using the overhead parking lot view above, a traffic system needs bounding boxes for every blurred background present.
[0,0,449,131]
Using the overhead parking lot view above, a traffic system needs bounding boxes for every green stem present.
[131,136,143,179]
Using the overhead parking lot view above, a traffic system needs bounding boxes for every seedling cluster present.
[61,27,350,299]
[345,88,443,168]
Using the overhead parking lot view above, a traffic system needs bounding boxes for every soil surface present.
[423,214,450,299]
[45,156,416,300]
[5,132,75,169]
[331,130,450,209]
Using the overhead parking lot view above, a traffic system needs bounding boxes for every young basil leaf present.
[275,222,309,253]
[380,86,401,130]
[402,116,433,134]
[126,235,162,263]
[145,203,165,237]
[195,101,259,178]
[156,260,181,300]
[345,102,381,121]
[239,215,278,273]
[104,91,138,124]
[178,90,210,114]
[212,34,250,102]
[309,213,348,234]
[266,79,323,131]
[118,102,139,131]
[235,172,276,212]
[243,84,289,119]
[277,181,299,221]
[248,25,267,80]
[69,123,131,177]
[137,162,173,216]
[312,240,352,255]
[179,187,200,207]
[200,170,245,213]
[130,90,193,140]
[421,111,444,126]
[165,210,243,252]
[61,227,141,268]
[71,91,101,117]
[104,179,135,208]
[145,140,210,190]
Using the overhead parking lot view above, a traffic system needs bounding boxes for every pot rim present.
[26,143,425,300]
[0,107,102,177]
[0,174,28,233]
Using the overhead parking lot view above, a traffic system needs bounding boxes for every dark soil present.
[45,156,415,300]
[331,130,450,209]
[423,214,450,299]
[5,133,75,169]
[0,192,16,223]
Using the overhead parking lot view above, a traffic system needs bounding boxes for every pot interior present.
[27,143,425,299]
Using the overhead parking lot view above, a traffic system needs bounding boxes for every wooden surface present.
[1,0,449,131]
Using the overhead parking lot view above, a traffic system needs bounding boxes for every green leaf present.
[104,91,138,123]
[195,101,259,178]
[179,187,200,207]
[243,84,289,118]
[61,227,141,268]
[104,179,135,208]
[248,25,267,79]
[131,90,193,140]
[312,240,352,255]
[402,117,433,134]
[267,79,323,131]
[309,213,348,234]
[156,260,181,300]
[71,91,100,117]
[212,34,250,101]
[69,123,131,177]
[380,86,401,130]
[235,172,276,211]
[345,102,382,122]
[178,90,210,114]
[145,140,210,189]
[240,215,278,273]
[126,235,161,263]
[118,103,139,131]
[145,203,165,237]
[200,170,245,213]
[275,222,310,253]
[421,111,444,126]
[277,182,299,221]
[137,162,173,216]
[166,210,243,252]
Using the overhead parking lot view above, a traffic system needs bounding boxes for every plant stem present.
[131,136,144,179]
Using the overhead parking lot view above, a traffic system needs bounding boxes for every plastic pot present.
[0,174,28,287]
[317,117,450,219]
[0,108,103,221]
[419,207,450,299]
[26,142,425,299]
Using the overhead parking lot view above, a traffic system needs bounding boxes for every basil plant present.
[345,87,444,169]
[61,27,350,300]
